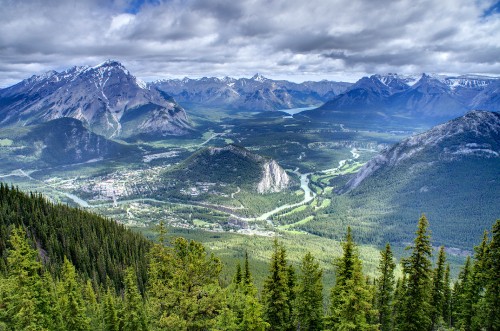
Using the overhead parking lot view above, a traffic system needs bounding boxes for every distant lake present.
[279,105,320,115]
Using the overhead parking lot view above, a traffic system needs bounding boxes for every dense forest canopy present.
[0,184,499,330]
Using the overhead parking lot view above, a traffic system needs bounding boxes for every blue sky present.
[124,0,161,14]
[0,0,499,87]
[483,1,500,17]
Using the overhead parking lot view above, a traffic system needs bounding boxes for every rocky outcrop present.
[257,160,290,193]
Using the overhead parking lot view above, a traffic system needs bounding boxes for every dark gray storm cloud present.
[0,0,499,86]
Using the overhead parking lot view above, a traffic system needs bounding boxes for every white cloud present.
[0,0,499,87]
[109,13,135,33]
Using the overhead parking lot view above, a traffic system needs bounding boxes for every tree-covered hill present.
[0,183,150,291]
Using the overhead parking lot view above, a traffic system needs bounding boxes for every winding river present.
[51,169,316,222]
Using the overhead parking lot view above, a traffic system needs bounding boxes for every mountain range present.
[152,74,352,111]
[1,61,498,135]
[0,60,190,139]
[306,73,499,125]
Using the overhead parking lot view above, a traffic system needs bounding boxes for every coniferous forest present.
[1,184,499,330]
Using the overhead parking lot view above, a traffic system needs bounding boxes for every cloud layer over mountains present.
[1,0,499,87]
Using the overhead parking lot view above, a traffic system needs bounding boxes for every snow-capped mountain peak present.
[0,61,191,138]
[251,73,267,82]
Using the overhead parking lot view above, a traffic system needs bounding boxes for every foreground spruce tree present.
[483,220,500,330]
[223,256,268,330]
[376,243,396,331]
[103,287,120,331]
[240,276,269,331]
[123,267,148,331]
[397,215,433,331]
[263,238,292,331]
[0,227,64,330]
[430,246,447,330]
[147,237,225,330]
[59,257,91,331]
[392,275,406,329]
[326,227,376,331]
[470,231,490,331]
[243,250,253,292]
[294,252,323,331]
[442,264,452,329]
[453,256,473,330]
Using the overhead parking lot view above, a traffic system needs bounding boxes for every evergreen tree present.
[228,265,246,324]
[103,287,120,331]
[243,250,253,293]
[471,231,490,331]
[214,307,239,331]
[286,264,296,331]
[392,275,406,330]
[1,227,43,330]
[234,262,243,285]
[430,246,447,330]
[59,257,91,331]
[83,279,101,330]
[398,215,433,331]
[453,256,473,330]
[376,243,396,331]
[156,219,168,246]
[123,267,148,331]
[326,227,375,331]
[442,264,452,329]
[365,276,378,328]
[147,238,225,330]
[263,238,290,331]
[241,290,269,331]
[294,252,323,331]
[40,271,65,331]
[0,227,63,330]
[483,220,500,331]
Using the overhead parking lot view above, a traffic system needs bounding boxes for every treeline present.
[1,184,499,330]
[0,184,151,292]
[1,215,500,329]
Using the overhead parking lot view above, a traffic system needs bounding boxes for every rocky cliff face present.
[0,60,191,138]
[210,145,291,193]
[257,160,290,193]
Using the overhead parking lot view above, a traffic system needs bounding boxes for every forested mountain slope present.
[0,184,150,291]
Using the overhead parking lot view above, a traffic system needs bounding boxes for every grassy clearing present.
[317,199,331,209]
[279,215,314,230]
[340,162,364,174]
[193,219,212,227]
[0,139,13,147]
[201,130,215,141]
[280,204,307,218]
